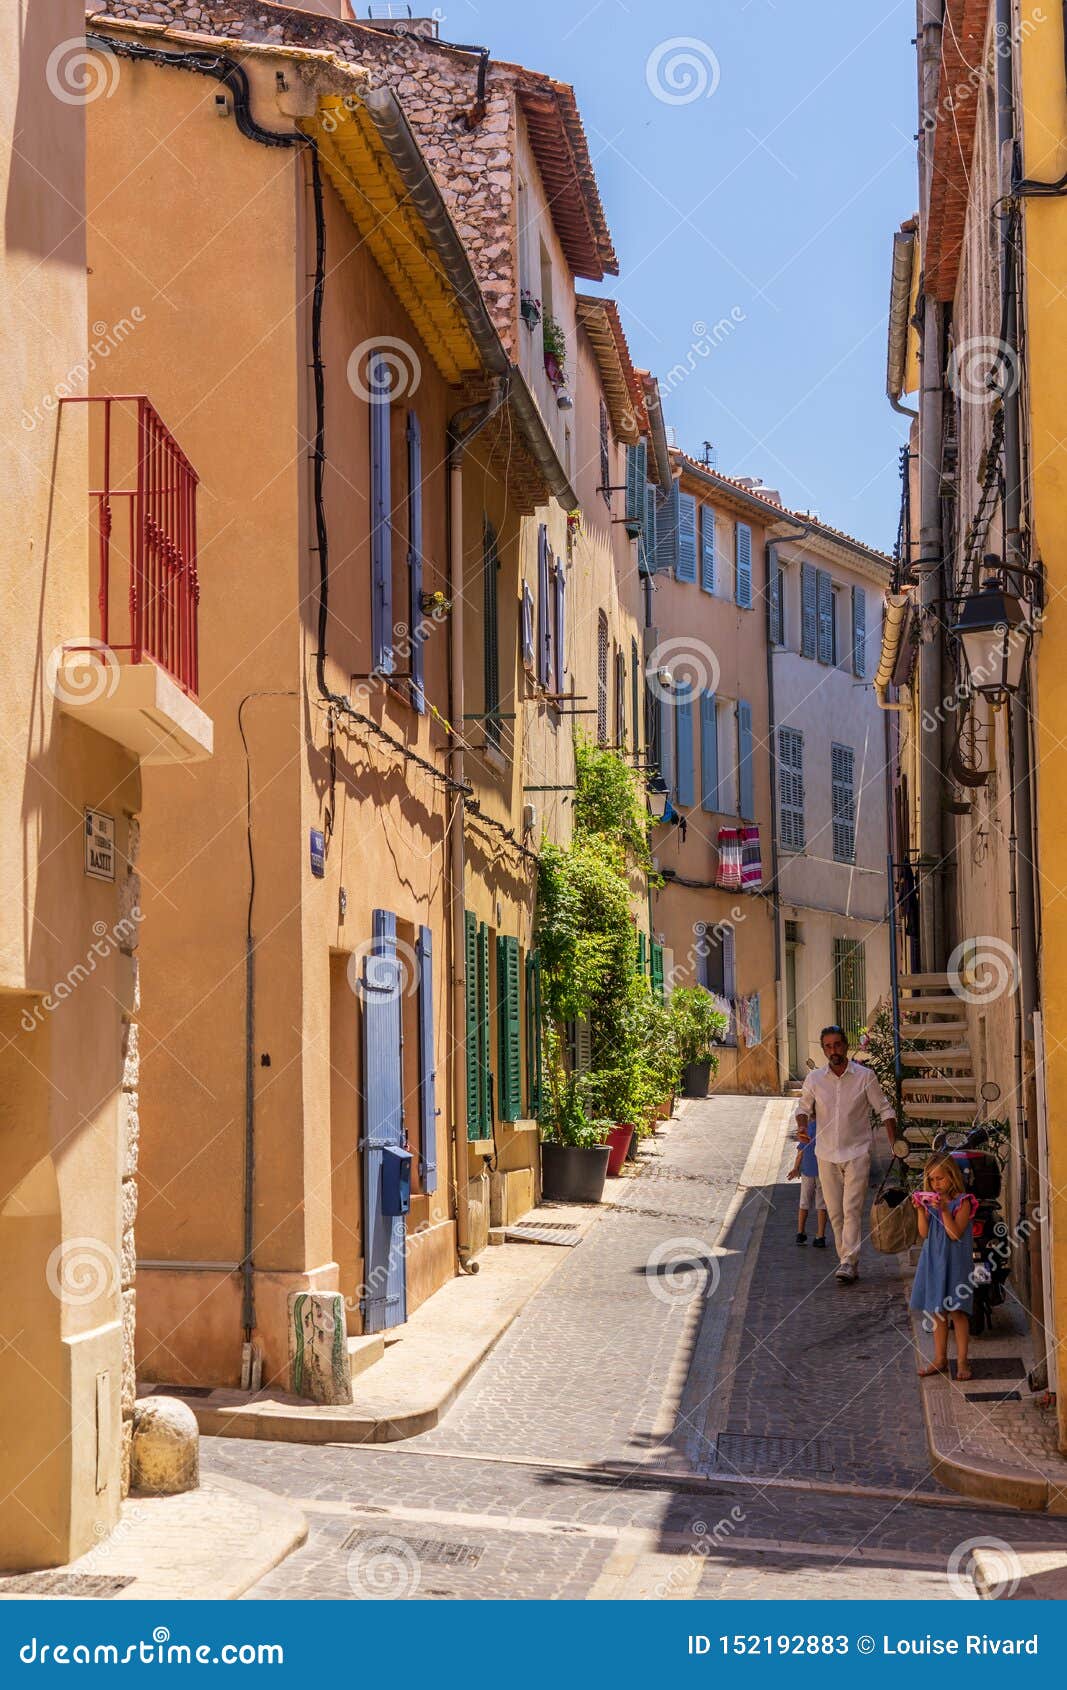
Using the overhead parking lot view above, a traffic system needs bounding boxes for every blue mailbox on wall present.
[381,1145,412,1217]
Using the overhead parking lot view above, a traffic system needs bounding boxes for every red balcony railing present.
[62,395,201,698]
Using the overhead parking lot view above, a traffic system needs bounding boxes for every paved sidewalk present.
[0,1476,305,1601]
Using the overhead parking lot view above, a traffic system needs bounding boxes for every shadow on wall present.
[4,1,87,266]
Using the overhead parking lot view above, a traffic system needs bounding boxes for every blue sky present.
[434,0,917,551]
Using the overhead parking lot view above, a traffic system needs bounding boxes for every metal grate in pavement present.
[0,1572,133,1597]
[714,1432,837,1477]
[504,1221,580,1246]
[964,1390,1022,1403]
[950,1356,1025,1380]
[341,1530,484,1568]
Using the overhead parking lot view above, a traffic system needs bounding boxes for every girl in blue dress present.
[910,1153,978,1381]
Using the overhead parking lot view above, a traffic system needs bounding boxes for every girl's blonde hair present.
[925,1152,966,1195]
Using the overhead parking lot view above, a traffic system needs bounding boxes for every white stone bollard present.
[130,1395,200,1494]
[288,1290,352,1405]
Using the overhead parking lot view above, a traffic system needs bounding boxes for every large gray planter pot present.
[682,1060,712,1098]
[540,1142,610,1204]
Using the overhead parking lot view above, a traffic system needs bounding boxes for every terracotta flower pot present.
[605,1123,635,1176]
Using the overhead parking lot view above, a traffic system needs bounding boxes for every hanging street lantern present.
[951,574,1031,699]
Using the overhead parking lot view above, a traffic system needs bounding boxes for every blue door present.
[361,909,407,1332]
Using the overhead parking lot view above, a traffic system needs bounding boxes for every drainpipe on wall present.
[765,519,812,1091]
[446,385,506,1271]
[915,0,947,971]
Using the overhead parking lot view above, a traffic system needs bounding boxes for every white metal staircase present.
[896,972,976,1146]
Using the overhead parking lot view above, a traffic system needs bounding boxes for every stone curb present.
[910,1308,1051,1513]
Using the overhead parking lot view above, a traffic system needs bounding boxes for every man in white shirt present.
[795,1025,898,1283]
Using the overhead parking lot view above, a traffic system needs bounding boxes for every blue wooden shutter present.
[553,562,566,695]
[497,936,522,1121]
[537,524,550,685]
[362,909,406,1331]
[658,690,674,796]
[676,492,697,581]
[625,442,641,526]
[737,700,754,820]
[700,506,716,593]
[852,585,867,677]
[832,742,856,862]
[406,413,425,711]
[768,557,781,645]
[778,726,805,852]
[735,523,753,608]
[370,356,393,674]
[415,924,437,1191]
[655,482,679,574]
[700,691,719,812]
[525,950,542,1118]
[817,568,833,664]
[521,580,535,669]
[801,561,817,658]
[675,693,695,807]
[640,482,658,576]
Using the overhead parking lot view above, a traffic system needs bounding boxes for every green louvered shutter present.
[525,950,543,1118]
[801,562,817,658]
[478,921,491,1133]
[497,936,522,1121]
[464,912,481,1139]
[650,942,665,1002]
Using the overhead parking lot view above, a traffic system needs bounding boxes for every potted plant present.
[540,1062,611,1204]
[521,289,542,330]
[670,986,728,1098]
[576,1068,635,1176]
[542,312,567,389]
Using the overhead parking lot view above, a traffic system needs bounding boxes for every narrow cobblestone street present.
[202,1099,1067,1601]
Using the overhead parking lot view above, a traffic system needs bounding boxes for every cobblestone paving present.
[702,1143,938,1494]
[202,1097,1067,1601]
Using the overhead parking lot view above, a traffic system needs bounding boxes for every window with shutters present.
[675,691,695,808]
[596,611,609,744]
[831,586,841,665]
[699,504,716,593]
[655,481,680,573]
[816,569,834,665]
[639,482,658,577]
[852,585,867,678]
[700,690,719,813]
[769,565,786,646]
[599,401,611,505]
[370,353,394,675]
[735,523,753,608]
[625,440,646,532]
[697,922,726,994]
[496,936,522,1121]
[415,925,437,1191]
[537,525,552,687]
[464,912,491,1139]
[483,520,502,749]
[525,950,543,1118]
[521,580,535,670]
[552,559,566,697]
[406,413,426,711]
[614,646,626,747]
[650,942,665,1002]
[832,937,867,1046]
[630,638,641,759]
[736,700,754,819]
[800,561,817,659]
[831,742,856,862]
[676,492,697,582]
[778,726,805,852]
